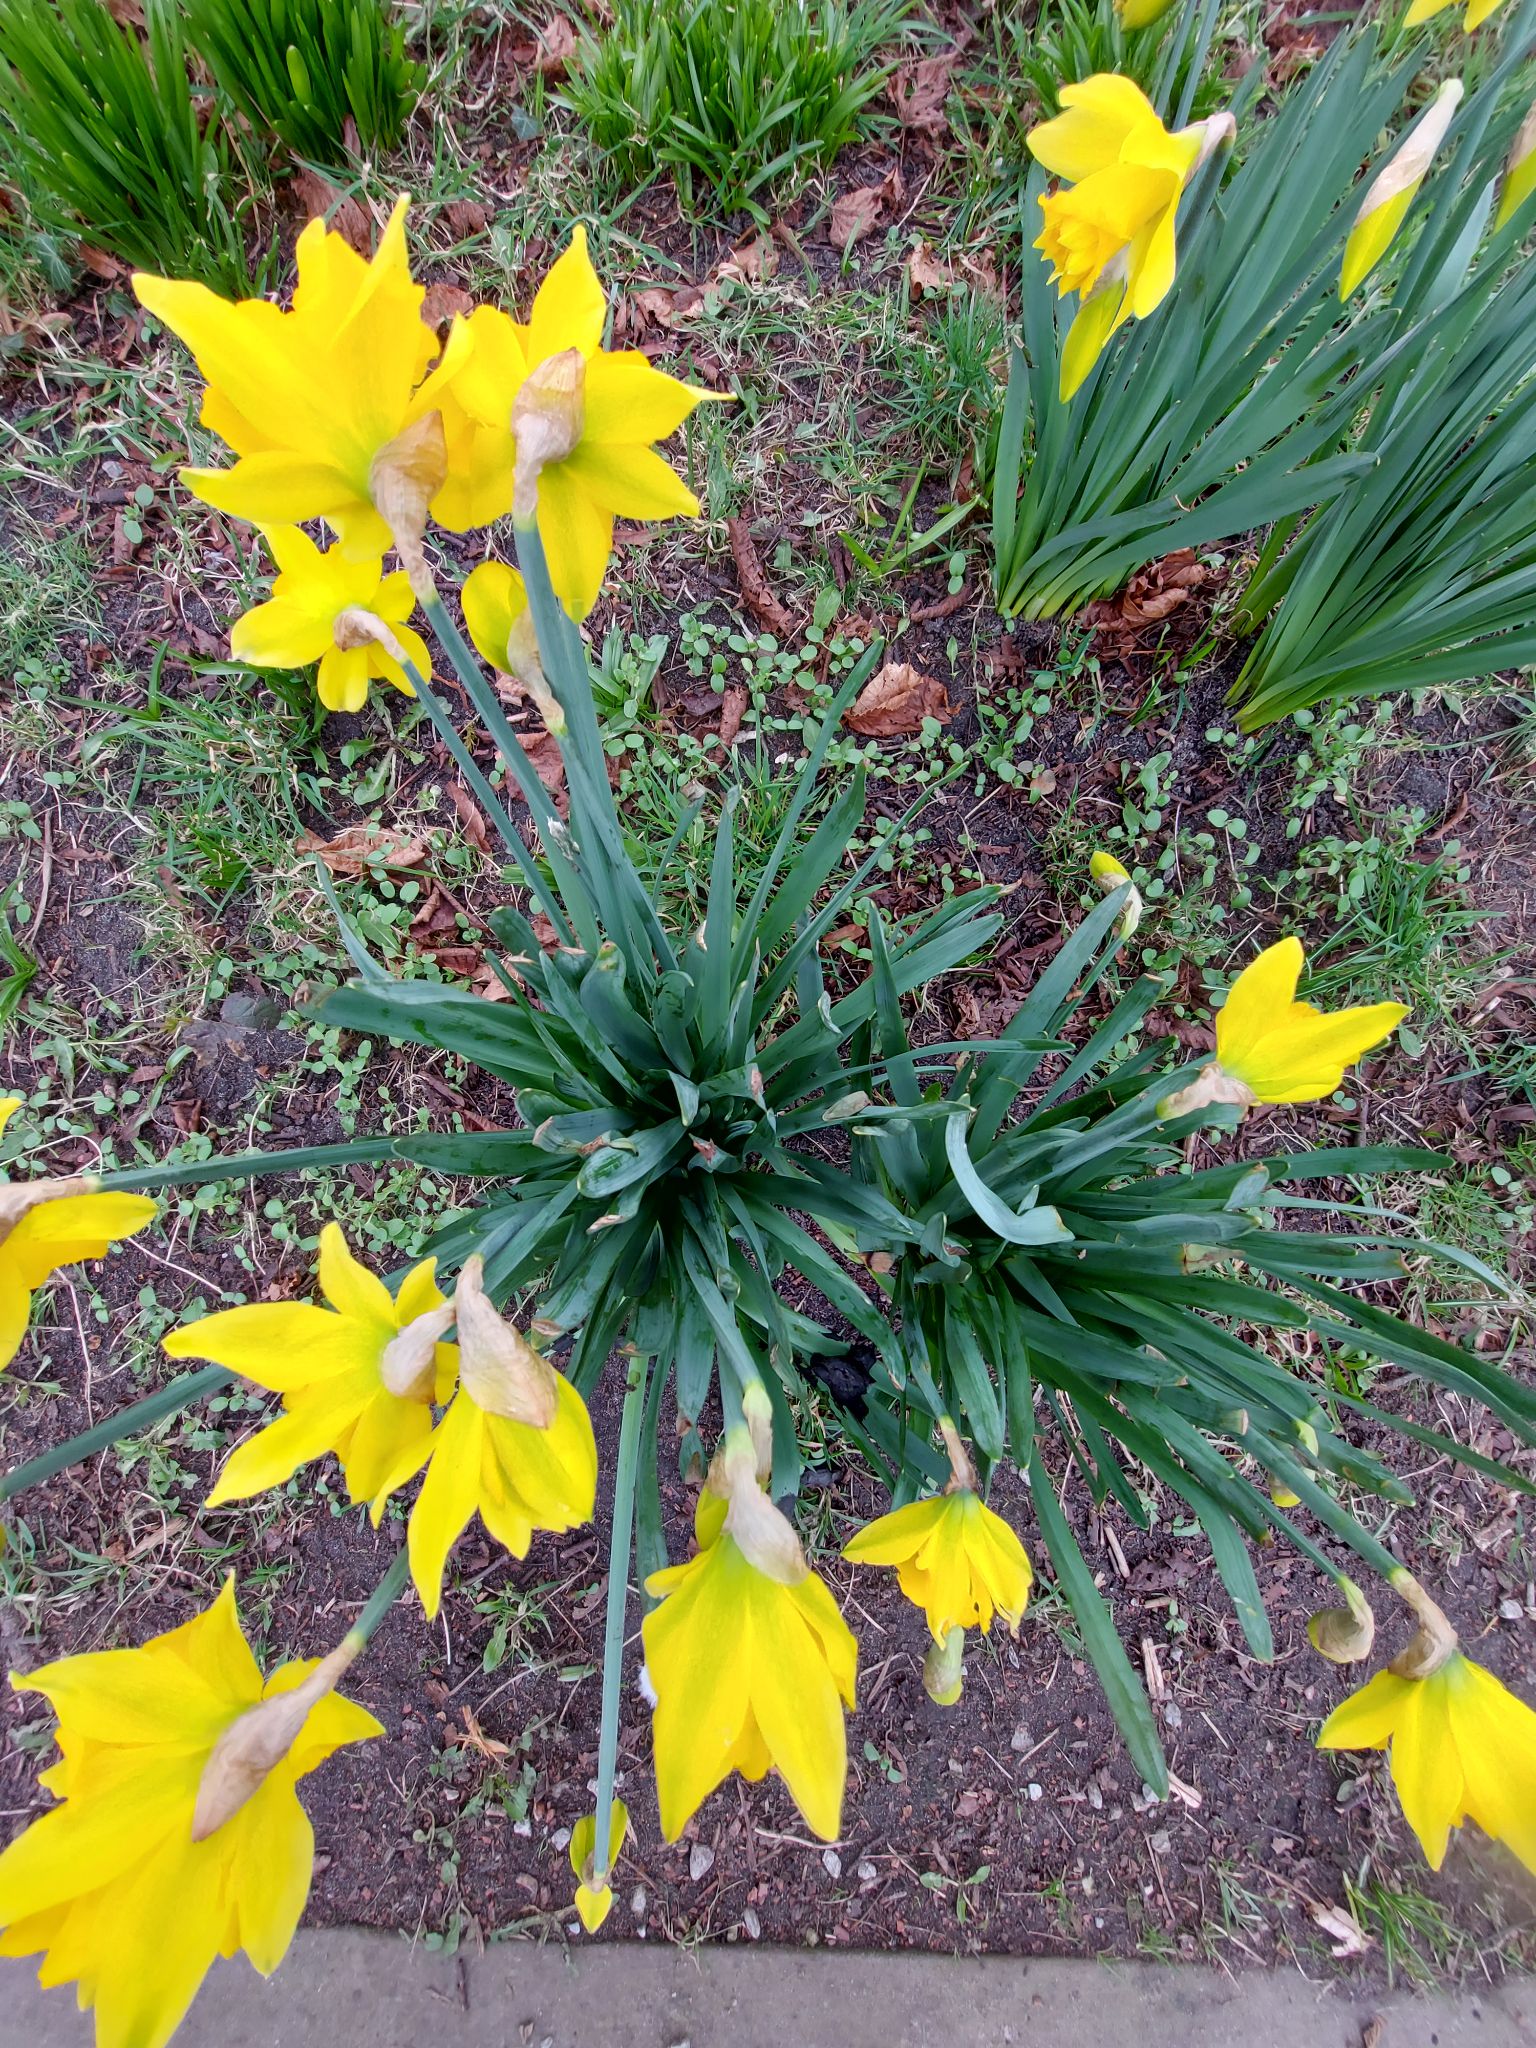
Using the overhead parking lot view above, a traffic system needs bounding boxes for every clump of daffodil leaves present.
[0,188,1532,2048]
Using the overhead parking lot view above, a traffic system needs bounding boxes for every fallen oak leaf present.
[295,824,430,876]
[907,237,954,297]
[845,660,953,737]
[533,13,576,72]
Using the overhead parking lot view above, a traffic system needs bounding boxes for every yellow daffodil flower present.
[642,1429,857,1842]
[0,1097,156,1372]
[1405,0,1508,31]
[1341,80,1463,297]
[1494,99,1536,231]
[133,197,468,558]
[1319,1654,1536,1877]
[461,559,534,676]
[231,526,432,713]
[569,1799,629,1933]
[406,1257,596,1619]
[438,227,722,619]
[1089,848,1142,937]
[1028,76,1231,399]
[1159,935,1406,1118]
[845,1487,1033,1637]
[164,1222,458,1516]
[0,1578,381,2048]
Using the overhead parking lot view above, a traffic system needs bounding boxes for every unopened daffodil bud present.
[1158,936,1405,1119]
[1341,80,1463,298]
[1089,850,1143,938]
[924,1625,967,1706]
[1117,0,1178,25]
[452,1254,559,1426]
[511,348,587,524]
[1308,1576,1376,1665]
[570,1799,629,1933]
[1405,0,1511,31]
[1494,99,1536,231]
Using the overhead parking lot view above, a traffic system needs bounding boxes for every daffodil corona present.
[439,228,723,619]
[1159,935,1405,1118]
[134,198,467,560]
[232,527,432,712]
[406,1257,597,1619]
[1028,76,1232,398]
[0,1579,380,2048]
[164,1222,458,1516]
[643,1427,857,1842]
[0,1098,157,1373]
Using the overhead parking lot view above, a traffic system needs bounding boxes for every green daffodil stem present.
[592,1351,649,1888]
[0,1364,232,1506]
[345,1545,414,1654]
[393,650,574,945]
[97,1138,401,1194]
[416,590,596,952]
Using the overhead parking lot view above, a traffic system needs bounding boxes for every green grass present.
[562,0,916,218]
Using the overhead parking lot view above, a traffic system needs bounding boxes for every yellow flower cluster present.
[164,1229,597,1620]
[134,201,720,712]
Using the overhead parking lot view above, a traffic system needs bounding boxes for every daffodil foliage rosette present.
[842,883,1535,1798]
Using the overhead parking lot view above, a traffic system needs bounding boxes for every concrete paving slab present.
[4,1932,1533,2048]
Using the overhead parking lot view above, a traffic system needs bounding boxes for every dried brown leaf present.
[295,824,430,877]
[725,517,797,635]
[845,661,953,737]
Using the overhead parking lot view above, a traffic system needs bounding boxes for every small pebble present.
[1499,1598,1524,1620]
[630,1887,647,1919]
[1009,1725,1035,1754]
[822,1848,842,1879]
[1027,1782,1043,1802]
[689,1842,715,1882]
[857,1859,878,1883]
[1163,1701,1183,1729]
[1087,1783,1103,1812]
[1150,1829,1172,1856]
[550,1827,571,1851]
[512,1819,532,1838]
[742,1906,761,1940]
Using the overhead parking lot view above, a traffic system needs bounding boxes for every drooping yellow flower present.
[0,1578,381,2048]
[642,1437,857,1843]
[164,1222,457,1516]
[569,1799,629,1933]
[231,526,432,713]
[438,227,722,619]
[461,559,533,676]
[1494,99,1536,231]
[0,1097,157,1373]
[1089,848,1143,937]
[406,1257,596,1620]
[1028,76,1229,399]
[1319,1654,1536,1877]
[1159,936,1406,1117]
[845,1491,1034,1642]
[1405,0,1509,32]
[1341,80,1463,297]
[133,197,469,558]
